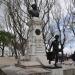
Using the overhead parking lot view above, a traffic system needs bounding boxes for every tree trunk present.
[20,39,25,56]
[21,43,25,56]
[14,46,18,59]
[1,44,5,57]
[21,48,25,56]
[13,42,18,59]
[60,44,64,63]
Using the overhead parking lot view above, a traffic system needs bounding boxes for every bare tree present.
[0,0,55,57]
[63,0,75,37]
[70,0,75,36]
[0,0,28,56]
[49,3,67,62]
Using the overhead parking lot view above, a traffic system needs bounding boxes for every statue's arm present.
[49,42,53,52]
[28,9,32,15]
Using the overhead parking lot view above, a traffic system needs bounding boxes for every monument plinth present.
[27,17,46,60]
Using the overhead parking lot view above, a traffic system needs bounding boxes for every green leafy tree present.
[0,31,14,56]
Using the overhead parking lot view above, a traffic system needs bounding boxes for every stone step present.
[1,66,51,75]
[20,61,41,67]
[1,63,75,75]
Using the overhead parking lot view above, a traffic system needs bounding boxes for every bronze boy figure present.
[49,35,60,67]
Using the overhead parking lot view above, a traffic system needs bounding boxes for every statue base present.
[27,17,46,61]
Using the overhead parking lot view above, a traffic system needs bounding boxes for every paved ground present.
[0,56,73,66]
[0,57,51,75]
[0,57,75,75]
[0,57,17,66]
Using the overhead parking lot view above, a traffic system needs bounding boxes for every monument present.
[27,4,46,60]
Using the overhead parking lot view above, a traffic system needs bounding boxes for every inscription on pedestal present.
[27,17,46,58]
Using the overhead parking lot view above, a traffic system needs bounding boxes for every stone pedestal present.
[27,17,46,60]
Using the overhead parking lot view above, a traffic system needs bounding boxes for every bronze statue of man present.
[28,4,39,17]
[49,35,60,67]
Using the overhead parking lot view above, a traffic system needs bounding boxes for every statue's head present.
[55,35,59,40]
[28,4,39,17]
[31,4,37,10]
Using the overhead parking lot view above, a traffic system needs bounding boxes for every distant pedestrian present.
[71,51,75,61]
